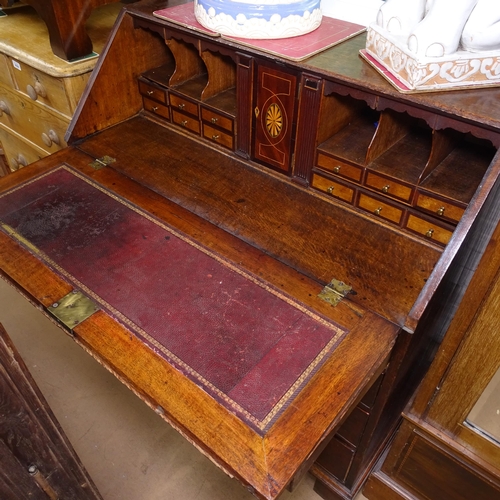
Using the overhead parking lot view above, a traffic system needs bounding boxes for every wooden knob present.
[10,154,27,171]
[0,100,10,116]
[26,81,47,101]
[41,129,61,148]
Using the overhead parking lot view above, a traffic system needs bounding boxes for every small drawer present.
[8,57,88,117]
[201,107,234,133]
[172,109,200,135]
[143,97,170,120]
[358,192,404,225]
[0,85,68,153]
[365,171,413,203]
[405,213,454,246]
[138,79,168,104]
[0,126,46,173]
[316,153,363,183]
[415,191,465,224]
[202,123,233,150]
[311,173,355,204]
[169,93,199,118]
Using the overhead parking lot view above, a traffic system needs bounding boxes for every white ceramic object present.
[194,0,323,39]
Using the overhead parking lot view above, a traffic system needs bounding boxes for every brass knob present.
[382,184,390,193]
[333,166,341,174]
[41,129,61,147]
[152,106,158,112]
[27,81,47,101]
[327,186,334,194]
[374,207,383,216]
[0,100,10,116]
[437,206,445,216]
[147,90,154,95]
[425,229,435,238]
[178,103,185,110]
[212,134,220,141]
[211,117,218,124]
[181,120,188,127]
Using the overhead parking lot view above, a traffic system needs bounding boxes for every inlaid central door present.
[253,64,298,173]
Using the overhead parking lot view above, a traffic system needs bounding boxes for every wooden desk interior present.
[2,1,500,499]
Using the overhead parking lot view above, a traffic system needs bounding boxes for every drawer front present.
[0,54,14,88]
[0,85,68,152]
[358,192,404,225]
[336,405,370,448]
[311,173,355,204]
[202,123,233,150]
[0,126,46,173]
[170,93,199,117]
[315,437,355,483]
[201,107,234,133]
[415,191,465,224]
[138,79,168,104]
[172,109,200,134]
[316,153,363,183]
[405,213,453,246]
[7,57,86,117]
[143,97,170,120]
[365,171,413,203]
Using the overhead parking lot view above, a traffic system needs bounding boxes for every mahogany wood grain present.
[200,50,236,101]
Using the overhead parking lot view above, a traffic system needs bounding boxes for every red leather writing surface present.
[0,166,346,432]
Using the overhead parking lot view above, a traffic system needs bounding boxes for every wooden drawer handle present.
[437,206,445,216]
[10,154,27,171]
[0,100,10,116]
[382,184,390,194]
[425,229,435,238]
[374,207,383,216]
[27,81,47,101]
[41,129,61,148]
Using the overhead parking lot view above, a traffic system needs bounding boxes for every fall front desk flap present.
[0,164,397,499]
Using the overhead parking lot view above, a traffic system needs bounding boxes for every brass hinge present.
[318,279,353,307]
[89,155,116,170]
[48,290,99,331]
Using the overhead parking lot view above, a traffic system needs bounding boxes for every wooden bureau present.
[1,1,500,499]
[0,3,126,174]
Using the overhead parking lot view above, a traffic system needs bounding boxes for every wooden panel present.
[365,172,413,203]
[171,109,200,134]
[0,54,14,88]
[170,93,199,118]
[0,125,46,172]
[395,433,500,500]
[253,64,297,172]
